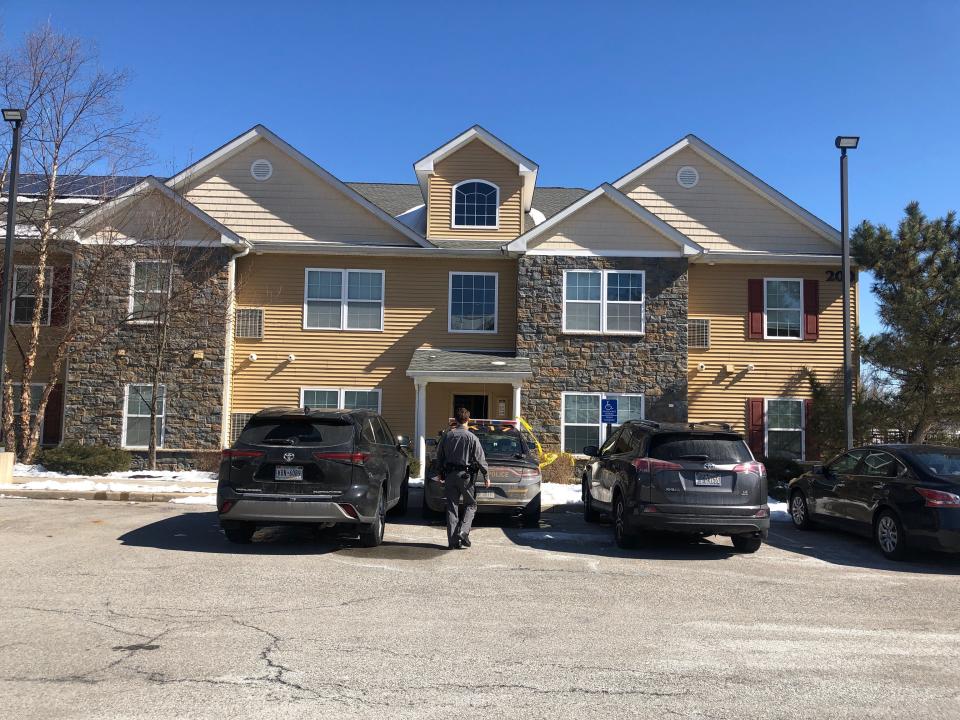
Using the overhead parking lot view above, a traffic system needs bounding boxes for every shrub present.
[408,456,421,479]
[38,443,131,476]
[540,452,578,484]
[191,451,222,474]
[761,455,804,501]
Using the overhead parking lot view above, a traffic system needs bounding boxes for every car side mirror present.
[425,438,438,448]
[812,464,825,476]
[396,435,411,451]
[583,445,600,457]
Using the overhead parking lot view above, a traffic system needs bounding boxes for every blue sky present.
[4,1,958,337]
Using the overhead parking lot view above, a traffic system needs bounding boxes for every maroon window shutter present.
[42,384,64,445]
[747,279,764,339]
[50,265,72,326]
[747,397,765,458]
[803,279,819,340]
[804,398,815,461]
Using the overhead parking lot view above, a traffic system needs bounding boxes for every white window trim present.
[300,386,382,412]
[302,268,385,332]
[448,271,499,334]
[560,391,645,456]
[763,397,805,461]
[121,383,166,450]
[450,178,500,230]
[763,277,803,341]
[561,269,645,335]
[127,260,172,325]
[12,265,53,326]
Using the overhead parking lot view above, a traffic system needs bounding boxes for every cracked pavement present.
[1,494,959,719]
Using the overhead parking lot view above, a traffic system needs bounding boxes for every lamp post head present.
[835,136,860,150]
[1,108,25,123]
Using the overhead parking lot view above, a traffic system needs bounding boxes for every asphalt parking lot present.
[2,491,959,720]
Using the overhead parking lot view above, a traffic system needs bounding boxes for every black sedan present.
[788,444,960,560]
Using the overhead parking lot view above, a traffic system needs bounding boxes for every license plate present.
[694,472,723,486]
[477,492,495,500]
[275,466,304,481]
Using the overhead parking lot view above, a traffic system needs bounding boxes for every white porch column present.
[512,382,522,422]
[415,380,427,477]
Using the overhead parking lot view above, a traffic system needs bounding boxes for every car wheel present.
[875,509,908,561]
[422,484,441,520]
[613,493,637,549]
[731,534,763,553]
[521,493,541,528]
[790,491,814,530]
[583,477,600,523]
[221,521,255,544]
[391,474,409,516]
[359,487,386,548]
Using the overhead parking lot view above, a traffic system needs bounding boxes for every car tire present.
[613,493,638,549]
[521,493,541,528]
[391,474,409,517]
[875,509,908,561]
[583,477,601,523]
[222,521,255,544]
[731,534,763,553]
[422,485,441,520]
[789,491,814,530]
[359,487,386,548]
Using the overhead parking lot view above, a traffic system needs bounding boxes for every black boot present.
[448,535,462,550]
[459,533,472,548]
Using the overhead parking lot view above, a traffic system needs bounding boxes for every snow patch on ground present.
[769,497,790,522]
[13,463,216,484]
[408,477,424,487]
[0,479,215,495]
[169,495,216,505]
[542,482,582,507]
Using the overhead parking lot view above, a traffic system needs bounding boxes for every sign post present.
[601,398,618,441]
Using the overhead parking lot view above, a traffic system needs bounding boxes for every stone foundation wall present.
[517,255,688,451]
[63,246,231,453]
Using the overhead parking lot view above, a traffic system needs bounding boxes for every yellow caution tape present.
[519,416,562,469]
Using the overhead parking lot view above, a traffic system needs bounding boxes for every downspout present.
[219,239,251,449]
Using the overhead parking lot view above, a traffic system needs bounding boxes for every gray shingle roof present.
[407,347,532,375]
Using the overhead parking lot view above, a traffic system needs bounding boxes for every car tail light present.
[222,449,264,461]
[338,503,359,519]
[733,461,766,476]
[632,458,683,473]
[915,487,960,508]
[520,468,541,482]
[754,507,770,518]
[641,505,659,513]
[219,500,235,514]
[313,451,369,465]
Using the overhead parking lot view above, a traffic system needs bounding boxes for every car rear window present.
[649,433,752,463]
[238,418,354,447]
[470,426,526,458]
[904,448,960,479]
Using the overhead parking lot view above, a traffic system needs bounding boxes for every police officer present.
[436,406,489,550]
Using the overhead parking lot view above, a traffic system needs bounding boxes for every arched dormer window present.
[452,179,499,228]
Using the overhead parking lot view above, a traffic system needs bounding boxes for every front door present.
[453,394,488,420]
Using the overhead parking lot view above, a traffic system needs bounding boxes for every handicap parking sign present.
[601,398,618,424]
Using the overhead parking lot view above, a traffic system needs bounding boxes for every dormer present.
[414,126,538,241]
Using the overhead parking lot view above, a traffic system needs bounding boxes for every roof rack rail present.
[628,419,660,429]
[688,421,733,431]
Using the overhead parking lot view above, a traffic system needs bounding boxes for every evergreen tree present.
[852,202,960,442]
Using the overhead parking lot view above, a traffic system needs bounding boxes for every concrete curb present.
[0,489,214,504]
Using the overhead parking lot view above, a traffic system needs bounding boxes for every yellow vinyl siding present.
[426,140,523,241]
[621,147,837,254]
[425,382,514,438]
[180,138,418,246]
[529,195,678,253]
[81,191,221,244]
[687,263,857,432]
[229,254,518,438]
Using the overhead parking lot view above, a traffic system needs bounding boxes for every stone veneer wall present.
[517,255,689,451]
[63,247,231,469]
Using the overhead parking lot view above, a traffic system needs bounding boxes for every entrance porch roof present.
[406,347,532,384]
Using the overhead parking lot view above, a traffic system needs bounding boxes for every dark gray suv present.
[217,407,410,546]
[581,420,769,552]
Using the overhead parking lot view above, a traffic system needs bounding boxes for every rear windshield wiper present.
[676,454,710,461]
[261,438,296,446]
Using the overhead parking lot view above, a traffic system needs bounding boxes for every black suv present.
[217,407,410,546]
[581,420,769,552]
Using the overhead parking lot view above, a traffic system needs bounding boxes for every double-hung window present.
[449,272,497,332]
[764,279,802,339]
[129,261,171,322]
[561,392,644,454]
[12,266,53,325]
[452,180,498,228]
[301,387,381,411]
[123,384,166,448]
[563,270,644,334]
[304,269,384,331]
[765,398,804,460]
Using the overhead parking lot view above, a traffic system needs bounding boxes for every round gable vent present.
[250,158,273,181]
[676,165,699,189]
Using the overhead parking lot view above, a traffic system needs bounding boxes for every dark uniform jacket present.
[436,425,489,476]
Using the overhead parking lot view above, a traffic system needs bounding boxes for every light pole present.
[835,135,859,450]
[1,108,25,450]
